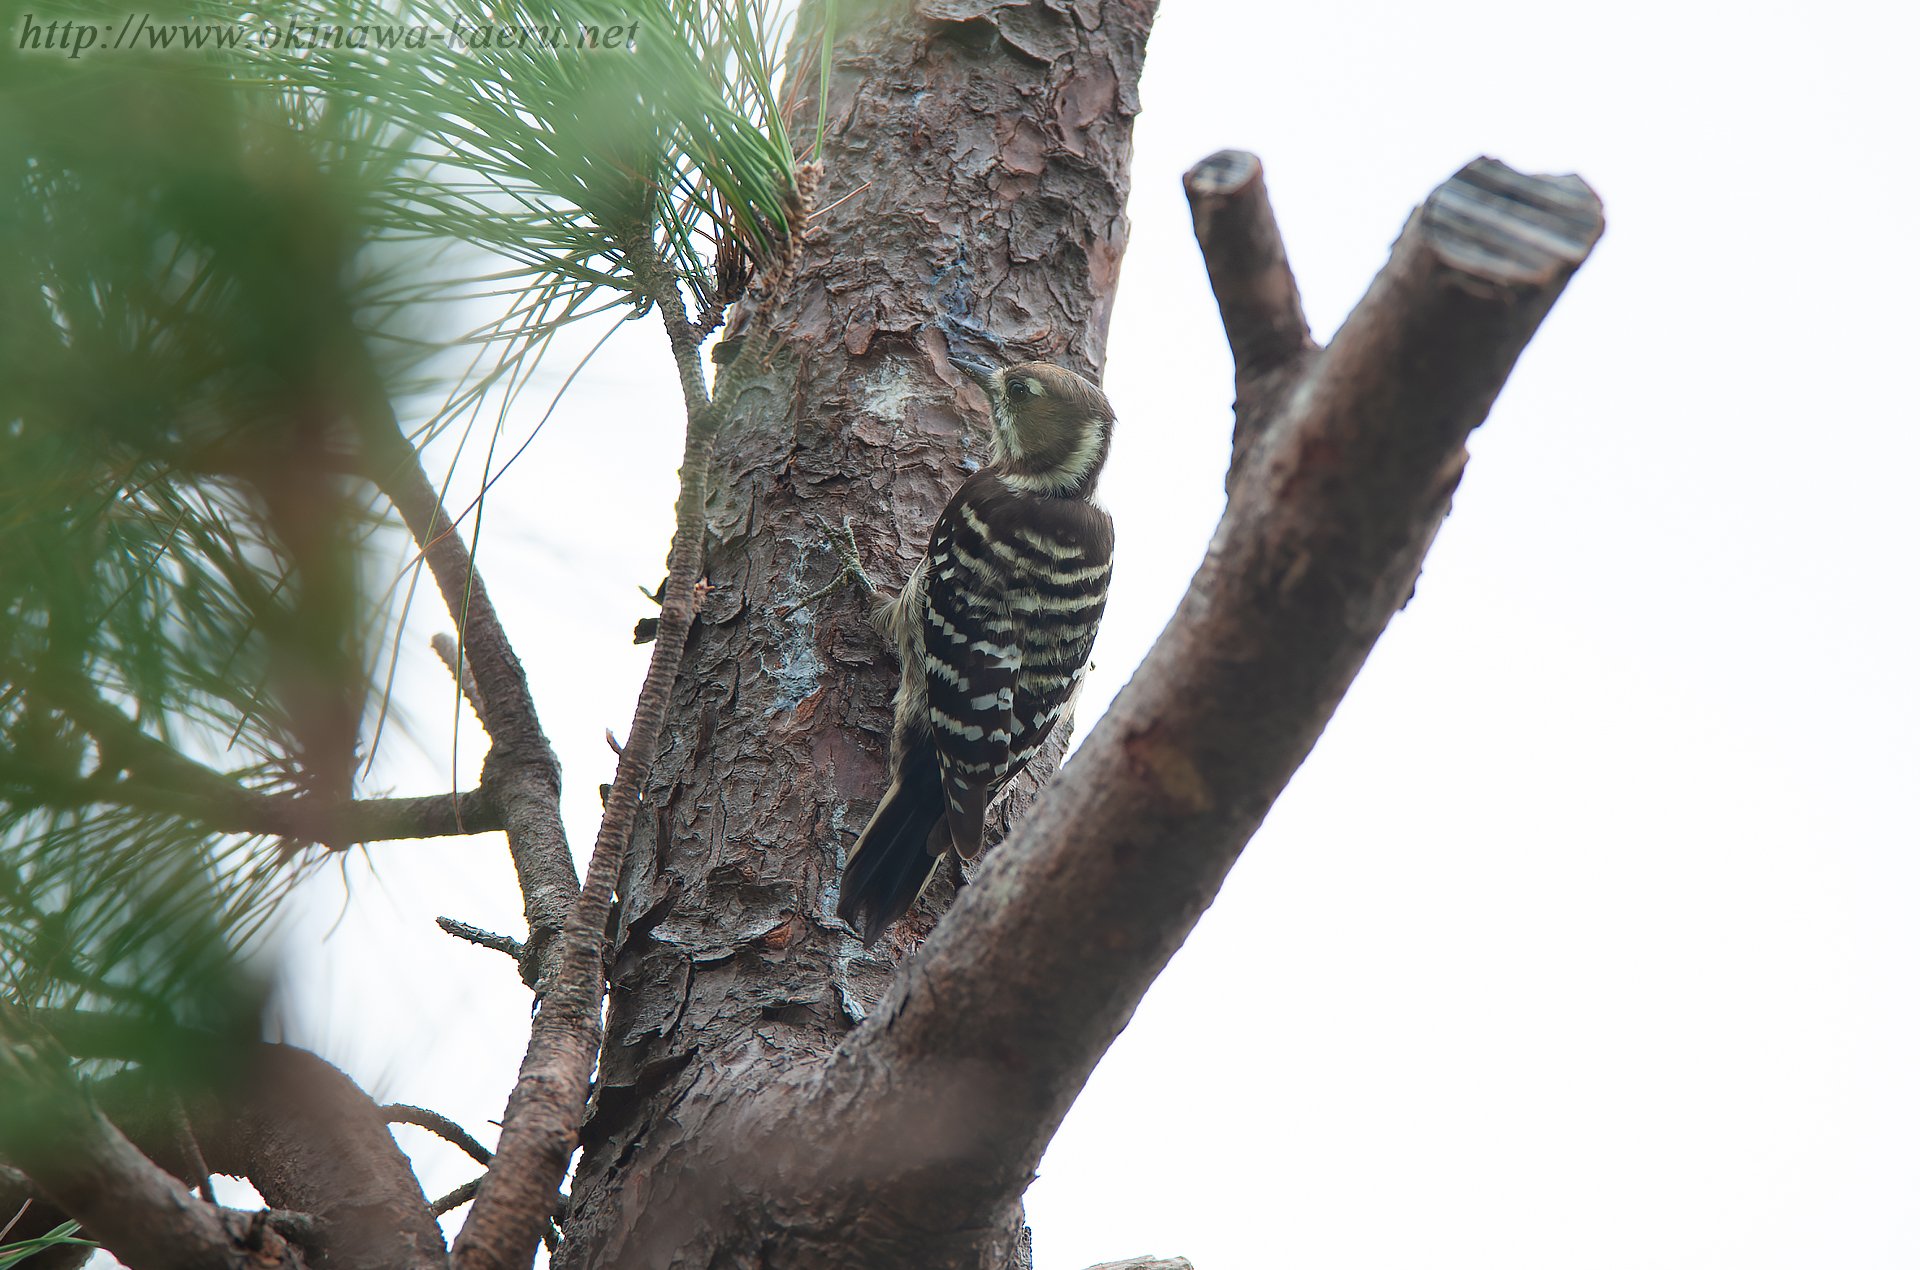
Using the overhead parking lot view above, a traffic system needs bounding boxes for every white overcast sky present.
[254,1,1920,1268]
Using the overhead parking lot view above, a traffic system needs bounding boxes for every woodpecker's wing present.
[920,499,1019,860]
[1006,538,1111,773]
[994,485,1115,812]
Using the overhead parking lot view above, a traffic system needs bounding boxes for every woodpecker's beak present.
[946,350,999,391]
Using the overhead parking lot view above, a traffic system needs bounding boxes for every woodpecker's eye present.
[1006,380,1029,400]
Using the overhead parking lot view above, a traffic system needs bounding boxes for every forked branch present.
[0,1028,302,1270]
[741,157,1603,1255]
[15,1021,447,1270]
[358,401,577,989]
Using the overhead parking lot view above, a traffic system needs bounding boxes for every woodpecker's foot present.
[776,515,878,616]
[820,514,878,597]
[774,570,848,618]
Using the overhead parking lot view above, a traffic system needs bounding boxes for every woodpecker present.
[836,353,1116,945]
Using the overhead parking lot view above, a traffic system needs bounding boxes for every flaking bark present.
[562,0,1153,1266]
[562,143,1599,1265]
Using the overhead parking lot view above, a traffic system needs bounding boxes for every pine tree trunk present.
[559,0,1155,1265]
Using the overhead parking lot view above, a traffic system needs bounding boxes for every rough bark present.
[448,265,739,1270]
[562,139,1598,1266]
[561,0,1152,1267]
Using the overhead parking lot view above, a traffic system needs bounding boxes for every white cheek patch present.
[990,390,1023,466]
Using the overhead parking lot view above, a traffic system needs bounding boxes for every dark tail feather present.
[837,741,947,945]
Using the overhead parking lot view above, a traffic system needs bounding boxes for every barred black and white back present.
[838,358,1116,945]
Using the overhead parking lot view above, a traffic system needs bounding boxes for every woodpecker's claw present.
[775,516,877,618]
[821,515,877,598]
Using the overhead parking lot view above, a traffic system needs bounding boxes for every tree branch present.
[4,682,500,845]
[784,158,1603,1245]
[283,789,499,843]
[0,1036,301,1270]
[347,373,597,1270]
[0,1166,92,1270]
[118,1046,446,1270]
[434,918,527,967]
[431,633,489,723]
[29,1019,442,1270]
[382,1106,492,1167]
[0,756,497,845]
[1184,150,1320,487]
[449,254,724,1270]
[358,403,576,986]
[167,1097,213,1202]
[452,195,813,1270]
[1184,150,1311,361]
[430,1180,481,1220]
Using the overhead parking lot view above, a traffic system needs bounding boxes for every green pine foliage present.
[0,1220,93,1270]
[2,46,377,1065]
[0,0,807,1106]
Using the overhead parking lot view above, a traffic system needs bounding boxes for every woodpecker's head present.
[949,352,1115,498]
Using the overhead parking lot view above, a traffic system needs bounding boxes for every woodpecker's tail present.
[837,740,948,945]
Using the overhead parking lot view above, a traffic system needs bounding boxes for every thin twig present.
[808,180,870,221]
[432,1184,564,1245]
[433,918,525,964]
[168,1096,213,1202]
[431,632,489,722]
[382,1105,494,1167]
[430,1178,481,1219]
